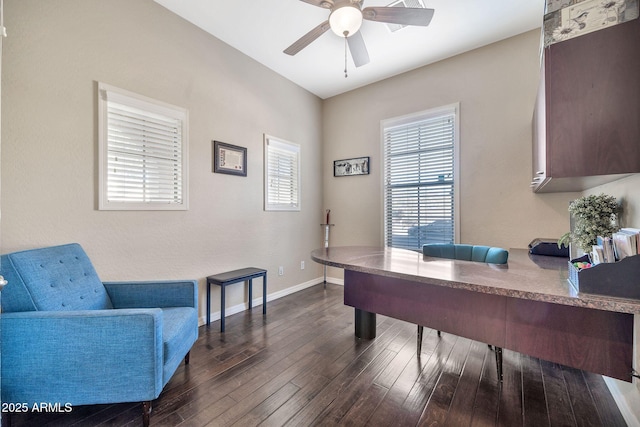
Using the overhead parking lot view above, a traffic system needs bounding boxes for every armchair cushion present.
[161,307,198,383]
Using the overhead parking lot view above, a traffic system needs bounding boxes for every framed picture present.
[334,156,370,177]
[213,140,247,176]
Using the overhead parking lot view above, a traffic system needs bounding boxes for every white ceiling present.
[153,0,544,99]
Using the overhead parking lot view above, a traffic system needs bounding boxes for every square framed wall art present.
[213,140,247,177]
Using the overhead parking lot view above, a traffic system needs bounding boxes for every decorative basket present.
[568,254,640,299]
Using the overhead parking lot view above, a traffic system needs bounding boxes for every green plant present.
[558,193,620,253]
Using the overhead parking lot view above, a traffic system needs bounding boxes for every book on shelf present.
[612,228,640,260]
[591,245,604,265]
[595,236,615,263]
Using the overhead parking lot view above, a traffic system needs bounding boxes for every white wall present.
[1,0,324,322]
[322,29,579,269]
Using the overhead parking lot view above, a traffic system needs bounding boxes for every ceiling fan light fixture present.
[329,5,363,37]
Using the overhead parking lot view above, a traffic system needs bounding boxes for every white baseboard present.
[326,276,344,286]
[199,276,342,326]
[604,377,640,426]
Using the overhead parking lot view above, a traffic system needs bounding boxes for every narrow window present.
[383,104,458,250]
[264,135,300,211]
[98,83,188,210]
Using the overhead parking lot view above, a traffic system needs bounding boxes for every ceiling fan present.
[284,0,435,70]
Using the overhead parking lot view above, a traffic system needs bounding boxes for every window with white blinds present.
[264,135,300,211]
[98,83,188,210]
[383,105,458,250]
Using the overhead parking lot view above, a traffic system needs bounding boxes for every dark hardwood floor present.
[7,283,628,426]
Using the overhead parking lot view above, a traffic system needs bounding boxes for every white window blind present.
[98,83,188,210]
[383,105,458,250]
[264,135,300,211]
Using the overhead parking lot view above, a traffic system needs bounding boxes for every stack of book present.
[592,228,640,265]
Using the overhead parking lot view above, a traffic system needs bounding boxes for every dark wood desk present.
[311,246,640,382]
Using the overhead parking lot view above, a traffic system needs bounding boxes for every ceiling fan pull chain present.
[344,32,348,78]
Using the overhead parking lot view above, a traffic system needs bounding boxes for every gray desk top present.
[311,246,640,314]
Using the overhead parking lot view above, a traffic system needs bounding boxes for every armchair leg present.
[142,401,152,427]
[417,325,423,355]
[185,351,190,365]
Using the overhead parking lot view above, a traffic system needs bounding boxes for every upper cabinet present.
[532,17,640,192]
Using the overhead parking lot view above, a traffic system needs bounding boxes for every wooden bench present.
[206,267,267,332]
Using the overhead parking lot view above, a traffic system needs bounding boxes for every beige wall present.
[1,0,324,322]
[322,29,579,261]
[585,174,640,228]
[4,0,640,315]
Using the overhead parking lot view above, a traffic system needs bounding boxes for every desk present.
[206,267,267,332]
[311,246,640,382]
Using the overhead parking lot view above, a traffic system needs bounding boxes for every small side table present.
[206,267,267,332]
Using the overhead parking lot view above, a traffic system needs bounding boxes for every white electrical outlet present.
[278,266,284,276]
[301,261,305,270]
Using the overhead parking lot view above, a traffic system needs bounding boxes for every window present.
[383,104,459,250]
[98,83,188,210]
[264,134,300,211]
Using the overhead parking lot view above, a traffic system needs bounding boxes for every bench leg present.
[263,274,267,315]
[221,285,226,333]
[206,281,211,327]
[249,278,253,310]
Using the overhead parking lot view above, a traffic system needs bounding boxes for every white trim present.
[380,102,461,247]
[604,377,640,426]
[263,134,301,212]
[200,276,336,326]
[98,82,189,211]
[325,276,344,286]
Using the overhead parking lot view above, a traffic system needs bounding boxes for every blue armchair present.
[0,243,198,426]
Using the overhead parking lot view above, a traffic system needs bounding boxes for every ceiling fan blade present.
[284,20,331,56]
[299,0,333,8]
[362,7,434,26]
[347,31,370,67]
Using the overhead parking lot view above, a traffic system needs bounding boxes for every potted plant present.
[558,193,620,255]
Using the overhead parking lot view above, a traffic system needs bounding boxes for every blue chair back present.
[1,243,113,312]
[423,243,508,264]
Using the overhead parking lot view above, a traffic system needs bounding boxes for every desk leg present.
[221,285,226,333]
[249,279,253,310]
[263,274,267,315]
[355,308,376,339]
[206,281,211,327]
[495,347,503,382]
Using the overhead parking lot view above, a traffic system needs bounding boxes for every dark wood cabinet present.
[532,17,640,192]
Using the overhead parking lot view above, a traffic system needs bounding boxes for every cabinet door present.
[545,18,640,178]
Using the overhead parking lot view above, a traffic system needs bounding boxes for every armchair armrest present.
[1,309,164,405]
[103,280,198,309]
